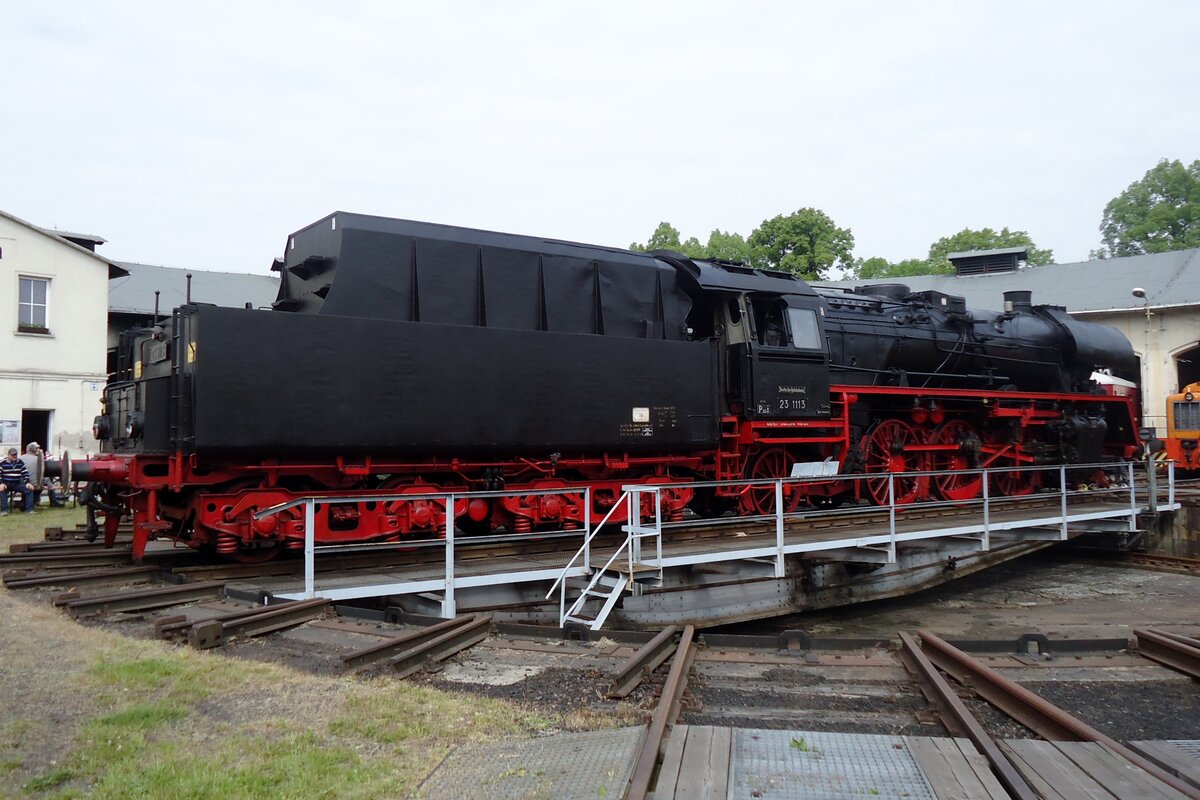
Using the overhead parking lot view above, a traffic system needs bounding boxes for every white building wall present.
[0,215,110,455]
[1081,307,1200,433]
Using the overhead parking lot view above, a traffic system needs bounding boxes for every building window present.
[18,276,49,333]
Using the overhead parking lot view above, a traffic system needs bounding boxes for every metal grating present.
[415,726,643,799]
[1168,740,1200,760]
[1173,401,1200,431]
[729,729,936,799]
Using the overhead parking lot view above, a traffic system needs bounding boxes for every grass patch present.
[95,703,188,731]
[90,656,186,693]
[85,646,278,709]
[0,506,86,551]
[22,767,74,792]
[331,684,540,745]
[74,730,399,800]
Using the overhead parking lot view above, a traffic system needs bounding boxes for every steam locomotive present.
[63,213,1141,561]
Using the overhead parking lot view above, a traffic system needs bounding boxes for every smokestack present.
[186,273,193,303]
[1003,290,1032,313]
[153,290,160,323]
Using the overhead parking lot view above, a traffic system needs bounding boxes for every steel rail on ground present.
[898,632,1038,800]
[625,625,695,800]
[1134,629,1200,680]
[918,630,1200,800]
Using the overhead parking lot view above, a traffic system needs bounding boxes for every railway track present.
[1122,552,1200,576]
[6,532,1200,799]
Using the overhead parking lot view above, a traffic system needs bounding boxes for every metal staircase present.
[549,487,666,631]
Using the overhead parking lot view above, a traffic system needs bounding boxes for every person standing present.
[20,442,60,507]
[1,447,35,514]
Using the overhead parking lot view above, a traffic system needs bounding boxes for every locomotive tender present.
[71,213,1141,561]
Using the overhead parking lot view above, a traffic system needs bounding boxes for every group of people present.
[0,443,64,515]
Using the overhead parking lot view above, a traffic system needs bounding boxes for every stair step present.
[564,614,595,624]
[612,562,659,575]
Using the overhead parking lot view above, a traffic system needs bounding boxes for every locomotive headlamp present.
[126,413,144,439]
[1187,392,1195,402]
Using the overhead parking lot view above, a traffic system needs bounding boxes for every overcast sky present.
[5,2,1198,273]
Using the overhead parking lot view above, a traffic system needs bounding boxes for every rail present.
[917,630,1200,800]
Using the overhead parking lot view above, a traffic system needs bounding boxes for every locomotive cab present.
[738,294,831,419]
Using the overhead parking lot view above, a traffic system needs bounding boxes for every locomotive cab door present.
[742,295,831,419]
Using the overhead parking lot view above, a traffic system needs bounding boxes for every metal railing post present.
[303,498,315,599]
[1169,461,1176,507]
[654,488,663,567]
[628,489,641,571]
[443,494,456,618]
[1060,465,1068,540]
[887,473,897,561]
[1146,456,1158,514]
[583,487,591,573]
[774,480,785,578]
[1127,462,1137,532]
[981,469,990,551]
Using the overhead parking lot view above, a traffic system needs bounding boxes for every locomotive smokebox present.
[1004,290,1033,312]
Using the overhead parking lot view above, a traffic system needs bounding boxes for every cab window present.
[786,307,822,350]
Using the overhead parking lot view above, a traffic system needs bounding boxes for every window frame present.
[17,274,51,334]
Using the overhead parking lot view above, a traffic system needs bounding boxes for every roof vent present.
[948,247,1027,276]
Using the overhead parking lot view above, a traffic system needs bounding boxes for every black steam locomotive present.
[71,213,1140,560]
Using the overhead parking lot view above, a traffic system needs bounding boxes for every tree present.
[679,236,707,259]
[854,256,939,279]
[1096,159,1200,258]
[925,227,1053,272]
[629,221,682,253]
[704,229,751,263]
[747,208,854,279]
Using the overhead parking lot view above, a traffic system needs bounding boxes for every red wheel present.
[863,419,922,505]
[929,420,983,501]
[983,440,1042,497]
[989,466,1040,497]
[739,447,802,516]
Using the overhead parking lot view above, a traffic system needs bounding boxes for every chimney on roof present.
[948,246,1028,276]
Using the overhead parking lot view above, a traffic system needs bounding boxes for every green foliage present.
[747,208,855,279]
[854,256,942,280]
[704,229,751,263]
[1097,158,1200,257]
[629,223,748,262]
[629,221,682,253]
[679,236,706,259]
[926,227,1053,273]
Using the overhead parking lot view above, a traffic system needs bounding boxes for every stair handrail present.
[545,490,632,600]
[561,485,665,629]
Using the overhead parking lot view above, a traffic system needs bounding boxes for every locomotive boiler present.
[64,213,1141,561]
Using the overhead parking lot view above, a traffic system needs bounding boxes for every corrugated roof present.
[109,262,279,314]
[819,247,1200,314]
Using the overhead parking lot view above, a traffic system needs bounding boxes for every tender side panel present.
[187,306,719,455]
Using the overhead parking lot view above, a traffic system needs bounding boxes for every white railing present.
[255,486,593,614]
[546,458,1177,627]
[255,459,1177,623]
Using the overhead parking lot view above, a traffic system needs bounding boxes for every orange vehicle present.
[1164,382,1200,470]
